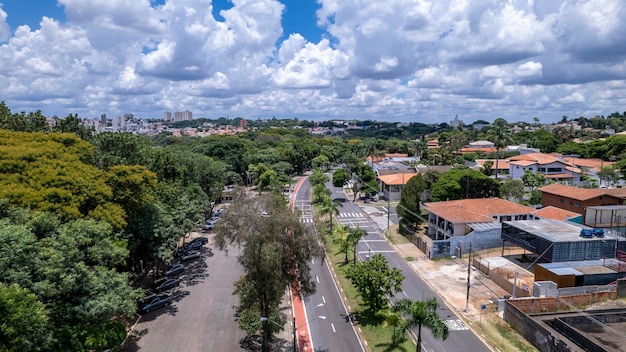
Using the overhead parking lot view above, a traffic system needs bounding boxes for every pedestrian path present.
[338,212,363,218]
[444,319,469,331]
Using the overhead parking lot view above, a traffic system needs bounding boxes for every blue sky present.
[0,1,625,123]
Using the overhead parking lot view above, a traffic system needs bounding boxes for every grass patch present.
[405,257,415,262]
[387,224,410,245]
[318,215,415,352]
[474,313,538,352]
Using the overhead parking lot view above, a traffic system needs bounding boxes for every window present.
[559,198,564,203]
[575,202,581,208]
[538,167,546,172]
[547,167,563,173]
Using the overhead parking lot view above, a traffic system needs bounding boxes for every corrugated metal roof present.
[549,267,582,276]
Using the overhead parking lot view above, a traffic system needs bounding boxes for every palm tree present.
[487,118,512,180]
[334,225,351,263]
[348,226,366,265]
[312,183,331,204]
[395,297,449,352]
[320,196,342,237]
[377,307,406,346]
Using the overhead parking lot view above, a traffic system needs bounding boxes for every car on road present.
[138,294,172,313]
[180,251,201,262]
[164,263,185,276]
[154,277,180,292]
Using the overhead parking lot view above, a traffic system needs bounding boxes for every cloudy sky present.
[1,0,625,123]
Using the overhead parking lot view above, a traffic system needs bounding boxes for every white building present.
[508,153,581,183]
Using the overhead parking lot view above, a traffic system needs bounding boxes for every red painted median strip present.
[290,176,313,351]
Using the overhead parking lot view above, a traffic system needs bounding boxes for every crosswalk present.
[444,319,469,331]
[300,212,364,223]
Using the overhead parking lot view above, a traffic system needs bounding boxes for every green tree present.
[312,155,331,170]
[521,170,546,190]
[309,168,330,186]
[598,165,620,187]
[397,173,426,223]
[348,226,366,266]
[334,225,351,263]
[258,169,279,192]
[500,179,524,200]
[487,118,512,179]
[214,191,321,352]
[332,168,351,188]
[529,189,542,205]
[377,307,406,346]
[394,298,450,352]
[345,254,404,311]
[312,183,331,204]
[481,160,493,176]
[0,283,52,352]
[320,196,343,236]
[430,168,500,201]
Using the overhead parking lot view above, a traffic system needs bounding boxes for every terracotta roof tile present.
[539,183,603,200]
[475,159,509,170]
[377,173,416,185]
[531,206,580,221]
[423,198,534,224]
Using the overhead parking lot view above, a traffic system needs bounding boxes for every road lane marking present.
[322,296,326,304]
[331,323,336,333]
[357,250,396,254]
[316,275,320,283]
[444,319,469,331]
[312,259,315,265]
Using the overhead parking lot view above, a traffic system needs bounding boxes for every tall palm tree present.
[487,118,512,180]
[312,183,331,204]
[395,297,449,352]
[377,307,406,346]
[334,225,351,263]
[348,226,366,265]
[320,196,342,237]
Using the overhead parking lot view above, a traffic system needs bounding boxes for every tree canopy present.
[430,168,500,201]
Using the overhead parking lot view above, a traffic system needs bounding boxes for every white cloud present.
[0,5,9,42]
[0,0,624,123]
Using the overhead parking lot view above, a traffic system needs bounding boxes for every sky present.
[0,0,625,124]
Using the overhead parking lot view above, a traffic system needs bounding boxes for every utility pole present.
[465,241,472,313]
[292,317,297,352]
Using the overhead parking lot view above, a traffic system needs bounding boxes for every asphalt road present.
[294,178,365,352]
[328,182,490,352]
[123,244,247,352]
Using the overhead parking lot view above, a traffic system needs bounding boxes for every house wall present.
[509,164,536,179]
[541,193,623,215]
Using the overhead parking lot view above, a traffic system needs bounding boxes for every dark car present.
[164,263,185,276]
[191,237,208,245]
[180,250,201,262]
[154,277,180,292]
[138,294,172,313]
[182,241,203,251]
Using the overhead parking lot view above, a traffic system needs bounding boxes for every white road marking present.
[444,319,469,331]
[357,250,396,254]
[322,296,326,304]
[312,259,315,265]
[316,275,320,283]
[331,323,336,333]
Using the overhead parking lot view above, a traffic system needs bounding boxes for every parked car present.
[154,277,180,292]
[138,294,172,313]
[182,241,203,251]
[164,263,185,276]
[191,237,208,245]
[180,250,201,262]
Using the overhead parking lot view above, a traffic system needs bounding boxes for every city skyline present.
[0,1,625,123]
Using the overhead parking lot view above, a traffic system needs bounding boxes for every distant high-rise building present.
[100,113,107,126]
[450,115,463,129]
[164,111,171,121]
[240,118,247,128]
[174,110,193,122]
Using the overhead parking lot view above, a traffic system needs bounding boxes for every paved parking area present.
[123,237,246,352]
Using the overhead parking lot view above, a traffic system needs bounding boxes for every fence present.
[472,256,532,297]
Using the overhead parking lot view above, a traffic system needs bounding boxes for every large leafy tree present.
[394,298,450,352]
[500,179,525,201]
[91,132,152,169]
[214,191,321,351]
[397,173,426,223]
[430,168,500,201]
[0,283,52,352]
[346,254,405,311]
[332,168,351,187]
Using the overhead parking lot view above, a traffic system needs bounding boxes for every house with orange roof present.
[539,183,626,218]
[508,152,581,182]
[474,159,510,176]
[423,198,536,258]
[561,157,615,174]
[377,172,416,201]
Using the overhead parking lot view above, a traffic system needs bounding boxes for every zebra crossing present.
[443,319,469,331]
[299,212,363,223]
